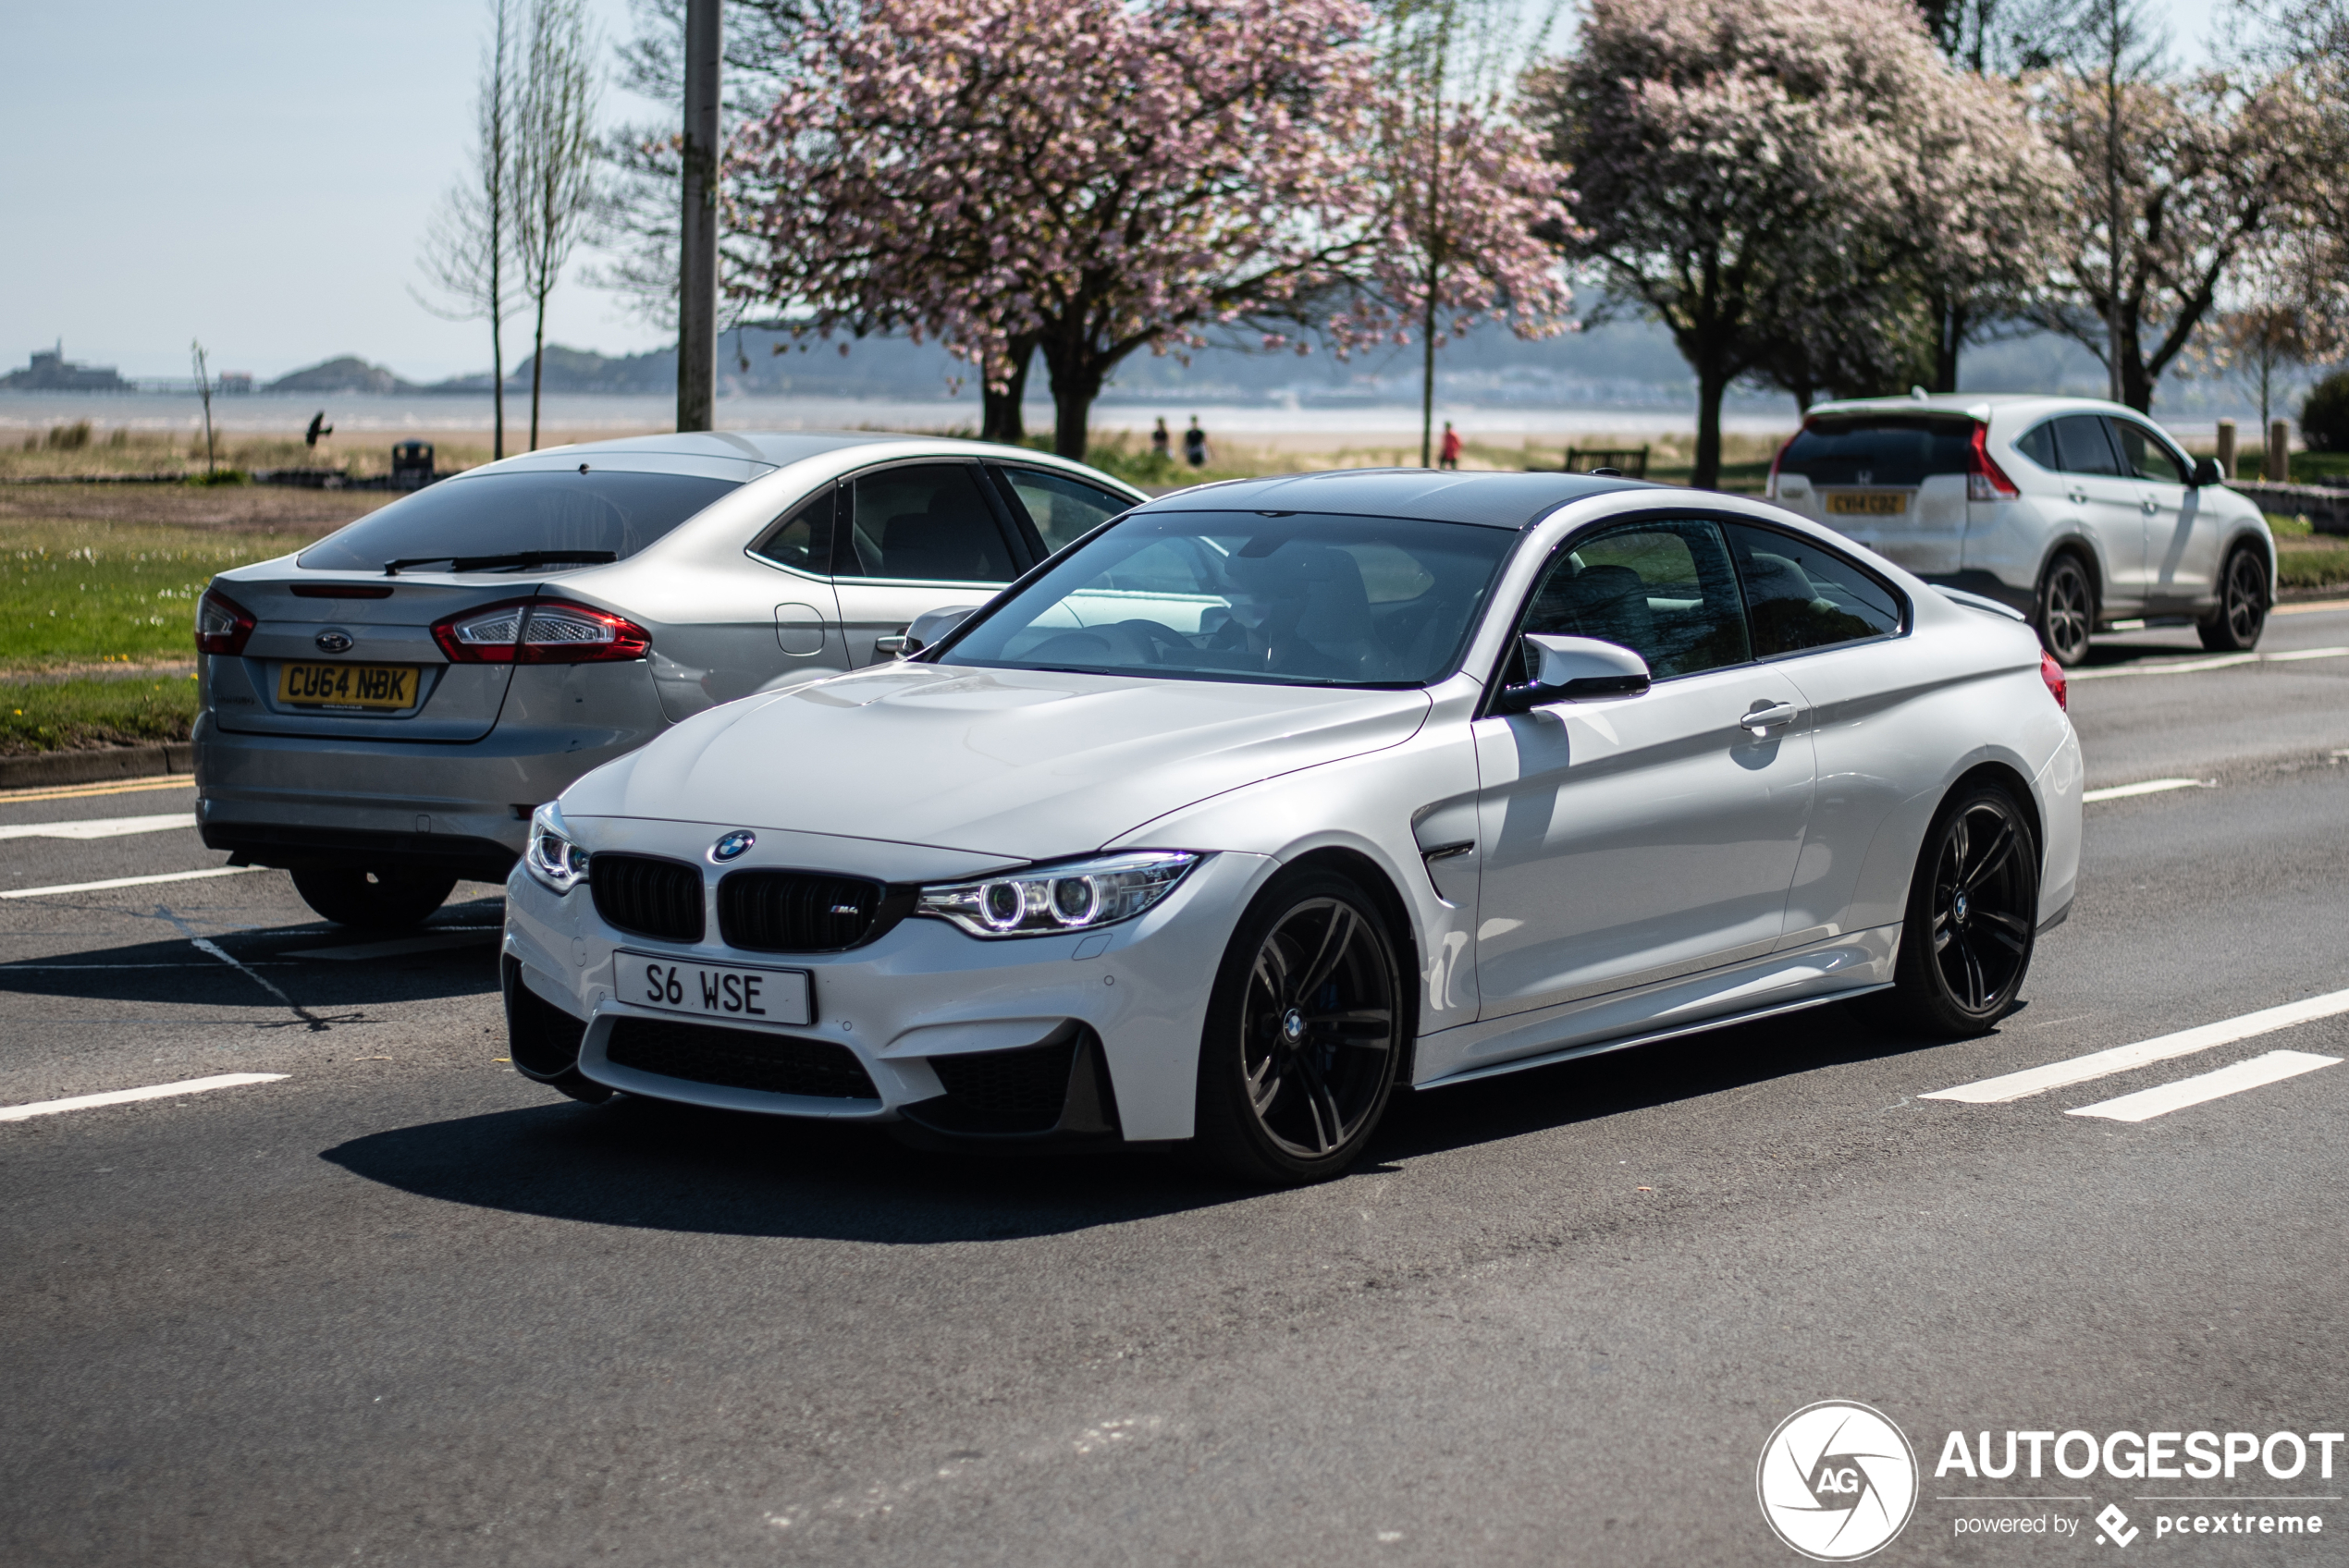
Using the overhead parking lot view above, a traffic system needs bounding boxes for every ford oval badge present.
[711,829,756,862]
[314,629,354,655]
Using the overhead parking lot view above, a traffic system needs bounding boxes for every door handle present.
[2068,489,2088,505]
[2140,497,2158,514]
[1741,701,1797,735]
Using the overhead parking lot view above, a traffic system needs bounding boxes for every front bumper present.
[502,829,1273,1144]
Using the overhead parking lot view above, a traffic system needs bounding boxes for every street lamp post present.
[676,0,720,434]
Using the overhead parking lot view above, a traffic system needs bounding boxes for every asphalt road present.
[4,605,2346,1568]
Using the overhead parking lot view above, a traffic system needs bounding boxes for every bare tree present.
[415,0,520,460]
[191,340,217,476]
[2066,0,2171,401]
[511,0,602,450]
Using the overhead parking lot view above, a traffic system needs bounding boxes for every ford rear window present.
[297,470,744,572]
[1777,417,1975,487]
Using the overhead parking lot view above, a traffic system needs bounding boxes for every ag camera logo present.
[1759,1401,1920,1561]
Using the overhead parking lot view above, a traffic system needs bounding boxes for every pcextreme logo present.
[1758,1401,1921,1561]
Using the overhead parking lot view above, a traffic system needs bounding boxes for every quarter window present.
[1514,520,1752,681]
[1724,522,1904,656]
[747,485,835,574]
[841,463,1020,582]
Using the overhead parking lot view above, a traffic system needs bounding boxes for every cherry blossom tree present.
[1525,0,2060,486]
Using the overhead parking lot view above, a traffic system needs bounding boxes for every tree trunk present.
[981,342,1033,444]
[1420,288,1440,469]
[1693,357,1728,492]
[529,294,547,450]
[1045,342,1102,461]
[490,315,507,462]
[1932,295,1966,395]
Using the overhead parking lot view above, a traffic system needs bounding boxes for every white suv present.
[1766,393,2277,665]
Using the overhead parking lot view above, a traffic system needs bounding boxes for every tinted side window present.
[996,467,1132,554]
[2109,419,2187,484]
[298,470,742,571]
[2050,415,2122,476]
[842,463,1018,582]
[1776,418,1974,485]
[1517,520,1752,681]
[746,484,835,574]
[2014,421,2059,471]
[1724,523,1904,656]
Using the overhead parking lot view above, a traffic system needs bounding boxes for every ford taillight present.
[431,598,651,664]
[195,586,256,656]
[2040,649,2068,711]
[1968,424,2021,502]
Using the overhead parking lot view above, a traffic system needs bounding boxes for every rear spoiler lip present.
[1933,585,2029,622]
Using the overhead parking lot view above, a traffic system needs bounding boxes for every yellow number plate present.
[277,662,419,709]
[1826,491,1907,516]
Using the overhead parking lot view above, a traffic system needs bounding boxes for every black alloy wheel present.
[1881,784,2040,1038]
[1194,870,1404,1183]
[2197,545,2269,652]
[2035,554,2095,668]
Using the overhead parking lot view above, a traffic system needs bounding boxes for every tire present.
[289,866,457,930]
[1879,783,2040,1038]
[2197,545,2269,652]
[1192,868,1407,1185]
[2035,553,2095,668]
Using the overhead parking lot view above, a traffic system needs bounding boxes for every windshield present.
[1778,417,1974,486]
[938,510,1518,686]
[297,470,744,572]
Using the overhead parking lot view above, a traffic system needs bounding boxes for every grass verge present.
[0,674,201,754]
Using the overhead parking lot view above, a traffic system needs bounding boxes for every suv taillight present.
[1968,424,2020,502]
[431,598,651,664]
[2040,649,2068,712]
[195,586,255,655]
[1766,428,1802,499]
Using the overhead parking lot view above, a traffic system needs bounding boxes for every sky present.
[1,0,2234,385]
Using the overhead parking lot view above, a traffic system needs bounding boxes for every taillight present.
[2040,649,2068,712]
[1968,424,2020,502]
[195,586,255,656]
[431,598,651,664]
[1766,428,1802,499]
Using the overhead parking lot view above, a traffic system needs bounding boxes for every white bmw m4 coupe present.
[502,469,2084,1183]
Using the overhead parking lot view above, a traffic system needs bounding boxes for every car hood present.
[565,663,1432,861]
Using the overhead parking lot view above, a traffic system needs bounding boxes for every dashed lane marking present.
[0,1072,286,1123]
[0,813,196,842]
[1922,986,2349,1104]
[2066,1049,2342,1122]
[2082,778,2208,803]
[0,865,266,900]
[2069,645,2349,680]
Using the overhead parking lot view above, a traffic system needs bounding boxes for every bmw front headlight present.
[916,851,1199,937]
[523,802,590,894]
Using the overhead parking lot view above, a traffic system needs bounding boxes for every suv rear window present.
[1777,418,1974,486]
[297,470,744,572]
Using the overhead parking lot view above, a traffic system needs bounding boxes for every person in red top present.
[1438,421,1463,470]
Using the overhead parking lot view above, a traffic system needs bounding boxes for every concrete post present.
[2214,419,2236,480]
[2269,419,2291,485]
[675,0,720,435]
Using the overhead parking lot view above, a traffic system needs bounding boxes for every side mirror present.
[1497,634,1651,715]
[898,604,982,657]
[2189,456,2224,487]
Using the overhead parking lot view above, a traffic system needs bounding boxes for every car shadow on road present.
[321,998,1957,1243]
[0,912,503,1010]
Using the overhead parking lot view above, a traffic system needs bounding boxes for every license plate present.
[615,951,814,1027]
[277,661,419,709]
[1826,491,1907,516]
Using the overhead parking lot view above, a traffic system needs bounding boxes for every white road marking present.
[1922,986,2349,1104]
[0,1072,286,1123]
[0,865,266,900]
[285,931,497,962]
[2069,645,2349,680]
[2082,778,2208,802]
[2066,1049,2341,1122]
[0,813,196,842]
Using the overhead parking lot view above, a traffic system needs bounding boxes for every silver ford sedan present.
[191,432,1144,927]
[503,470,2085,1184]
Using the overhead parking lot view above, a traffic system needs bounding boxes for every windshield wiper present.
[382,549,617,577]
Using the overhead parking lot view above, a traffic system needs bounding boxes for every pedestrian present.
[1184,415,1209,470]
[1438,421,1462,471]
[1151,417,1171,462]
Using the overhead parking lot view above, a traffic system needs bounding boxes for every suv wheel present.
[289,867,457,929]
[2035,554,2095,668]
[2197,545,2269,652]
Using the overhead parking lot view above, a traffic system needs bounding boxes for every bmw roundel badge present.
[711,829,756,863]
[314,629,354,655]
